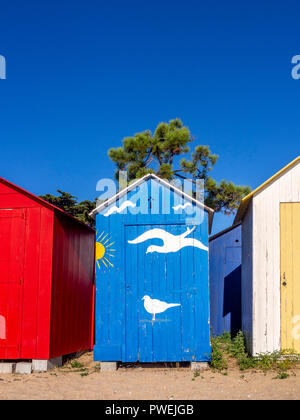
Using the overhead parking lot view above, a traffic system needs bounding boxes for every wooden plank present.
[241,201,253,354]
[138,224,153,362]
[165,224,182,360]
[292,203,300,352]
[0,209,25,359]
[94,176,211,363]
[251,162,300,355]
[20,208,41,358]
[209,225,242,337]
[281,203,300,351]
[0,194,43,209]
[35,207,53,359]
[125,225,139,362]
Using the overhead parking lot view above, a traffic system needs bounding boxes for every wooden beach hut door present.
[0,210,25,359]
[124,224,202,363]
[280,203,300,352]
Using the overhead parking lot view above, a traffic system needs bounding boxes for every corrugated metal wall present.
[0,179,95,360]
[0,180,54,359]
[50,213,95,359]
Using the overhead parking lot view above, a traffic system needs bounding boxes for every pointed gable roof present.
[234,156,300,223]
[0,177,94,231]
[90,173,214,233]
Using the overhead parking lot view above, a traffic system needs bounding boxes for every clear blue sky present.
[0,0,299,234]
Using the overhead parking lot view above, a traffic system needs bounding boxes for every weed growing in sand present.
[210,334,229,371]
[211,331,300,377]
[273,372,290,380]
[71,361,84,369]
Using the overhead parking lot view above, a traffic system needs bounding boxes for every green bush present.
[210,336,228,371]
[210,331,300,375]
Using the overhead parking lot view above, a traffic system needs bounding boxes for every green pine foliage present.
[108,119,251,214]
[40,190,96,227]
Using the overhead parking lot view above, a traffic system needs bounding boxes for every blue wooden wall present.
[209,225,242,337]
[93,177,211,362]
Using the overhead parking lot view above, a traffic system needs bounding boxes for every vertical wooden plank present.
[151,224,164,362]
[0,210,25,359]
[108,211,124,358]
[21,207,41,358]
[241,201,254,354]
[138,224,154,362]
[281,203,300,352]
[35,207,53,359]
[165,224,182,361]
[292,204,300,352]
[194,214,211,360]
[125,224,139,361]
[281,203,290,349]
[253,192,268,354]
[209,227,242,337]
[181,224,194,361]
[49,215,64,357]
[50,214,95,359]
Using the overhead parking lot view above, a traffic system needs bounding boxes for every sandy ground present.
[0,352,300,400]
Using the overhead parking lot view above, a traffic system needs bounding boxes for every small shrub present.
[230,331,246,359]
[71,361,83,369]
[273,372,289,380]
[255,351,280,372]
[238,355,256,371]
[210,336,228,371]
[80,372,89,377]
[211,331,300,375]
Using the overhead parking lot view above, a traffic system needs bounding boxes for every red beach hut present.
[0,177,95,369]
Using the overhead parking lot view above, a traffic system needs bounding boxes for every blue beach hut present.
[90,174,214,364]
[209,224,242,337]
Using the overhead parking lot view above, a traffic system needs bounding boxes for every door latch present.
[282,273,287,287]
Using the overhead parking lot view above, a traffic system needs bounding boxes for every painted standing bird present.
[142,295,181,321]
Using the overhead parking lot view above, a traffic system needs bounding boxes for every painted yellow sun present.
[96,231,115,270]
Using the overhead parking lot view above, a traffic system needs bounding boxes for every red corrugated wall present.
[50,213,95,358]
[0,181,53,359]
[0,179,95,360]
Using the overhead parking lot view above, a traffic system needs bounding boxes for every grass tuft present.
[211,331,300,376]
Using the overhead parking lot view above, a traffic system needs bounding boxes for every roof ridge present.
[0,177,94,231]
[90,173,214,217]
[234,155,300,223]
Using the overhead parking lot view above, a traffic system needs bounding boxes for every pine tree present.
[108,119,251,214]
[40,190,96,227]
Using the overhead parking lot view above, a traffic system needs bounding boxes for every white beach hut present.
[234,156,300,355]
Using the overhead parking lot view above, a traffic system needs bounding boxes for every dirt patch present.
[0,352,299,400]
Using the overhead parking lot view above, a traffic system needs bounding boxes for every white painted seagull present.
[128,226,208,253]
[104,200,136,217]
[142,295,181,321]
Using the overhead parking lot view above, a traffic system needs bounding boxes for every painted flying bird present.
[172,203,192,211]
[128,226,208,253]
[104,200,136,216]
[142,295,181,321]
